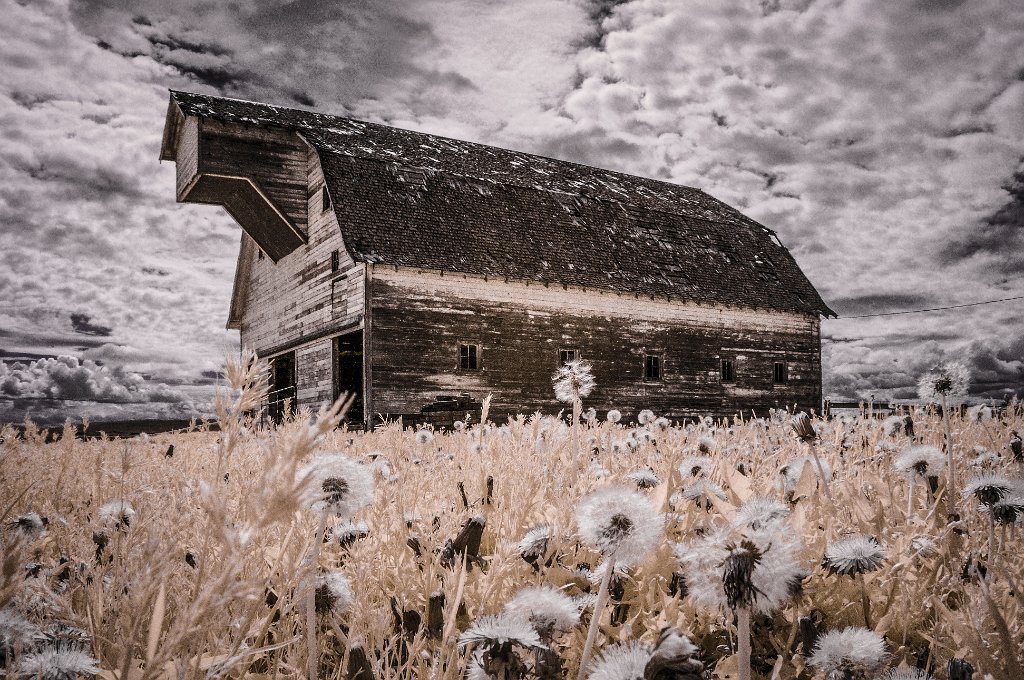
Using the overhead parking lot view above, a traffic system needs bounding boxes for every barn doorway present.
[268,352,296,424]
[334,331,364,428]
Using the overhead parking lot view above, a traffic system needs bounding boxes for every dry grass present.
[1,355,1022,679]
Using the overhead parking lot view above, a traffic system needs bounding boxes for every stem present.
[809,444,833,502]
[737,607,752,680]
[988,515,996,572]
[572,399,582,464]
[575,557,615,680]
[941,394,956,506]
[306,511,329,680]
[859,572,872,629]
[906,478,914,521]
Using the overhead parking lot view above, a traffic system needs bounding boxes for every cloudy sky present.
[1,0,1022,423]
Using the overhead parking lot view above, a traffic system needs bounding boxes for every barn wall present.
[238,148,365,407]
[367,267,822,423]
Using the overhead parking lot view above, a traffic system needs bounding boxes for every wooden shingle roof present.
[165,90,834,317]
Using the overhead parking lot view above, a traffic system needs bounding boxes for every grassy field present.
[1,355,1021,680]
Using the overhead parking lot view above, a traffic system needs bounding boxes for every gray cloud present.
[0,355,187,404]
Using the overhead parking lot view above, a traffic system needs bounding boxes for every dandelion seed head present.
[464,650,491,680]
[678,456,714,479]
[331,519,369,546]
[553,359,596,403]
[962,473,1014,506]
[697,436,716,453]
[299,453,374,517]
[967,404,992,422]
[458,613,544,650]
[910,535,939,557]
[10,512,46,538]
[416,429,434,445]
[917,362,970,402]
[732,497,790,531]
[587,641,652,680]
[676,480,727,511]
[808,627,888,678]
[606,409,622,423]
[453,420,465,432]
[98,500,135,529]
[780,456,832,493]
[654,416,671,430]
[312,571,354,616]
[823,535,886,575]
[625,468,660,490]
[893,445,946,478]
[883,415,904,437]
[576,486,663,566]
[677,526,805,615]
[637,409,655,425]
[14,643,101,680]
[0,606,38,657]
[517,525,551,562]
[503,585,580,636]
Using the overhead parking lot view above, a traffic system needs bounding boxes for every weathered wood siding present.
[197,118,309,235]
[367,267,821,422]
[239,148,365,408]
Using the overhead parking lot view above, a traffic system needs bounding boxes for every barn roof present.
[164,90,834,317]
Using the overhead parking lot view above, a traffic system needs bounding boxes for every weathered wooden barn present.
[159,90,834,428]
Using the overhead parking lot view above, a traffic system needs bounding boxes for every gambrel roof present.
[161,90,834,317]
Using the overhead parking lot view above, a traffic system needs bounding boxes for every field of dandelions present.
[1,355,1022,680]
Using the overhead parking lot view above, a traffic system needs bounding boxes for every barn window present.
[331,249,340,273]
[644,354,662,381]
[460,344,479,370]
[721,359,735,383]
[773,361,788,384]
[322,186,332,212]
[559,349,579,366]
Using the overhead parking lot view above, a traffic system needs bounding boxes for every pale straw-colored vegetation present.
[1,352,1021,680]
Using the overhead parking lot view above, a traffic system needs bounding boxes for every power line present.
[836,294,1024,319]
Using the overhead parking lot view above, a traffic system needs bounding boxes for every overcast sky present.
[1,0,1022,423]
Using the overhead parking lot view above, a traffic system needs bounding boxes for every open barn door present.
[334,331,364,428]
[268,352,296,424]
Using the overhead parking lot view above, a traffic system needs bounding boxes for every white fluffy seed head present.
[458,613,544,650]
[503,585,580,636]
[587,641,653,680]
[99,500,136,528]
[676,525,805,615]
[808,627,888,677]
[637,409,655,425]
[678,456,714,479]
[553,359,596,403]
[299,453,375,517]
[732,496,790,531]
[893,445,946,478]
[917,362,970,402]
[606,409,622,423]
[311,571,355,616]
[415,429,434,445]
[14,644,102,680]
[576,486,663,567]
[823,535,886,575]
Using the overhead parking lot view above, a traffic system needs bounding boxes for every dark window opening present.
[331,249,340,273]
[322,186,331,211]
[645,354,662,380]
[721,359,735,383]
[559,349,579,366]
[773,361,788,384]
[257,249,264,260]
[460,344,479,370]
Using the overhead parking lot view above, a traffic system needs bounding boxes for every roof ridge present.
[171,90,710,196]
